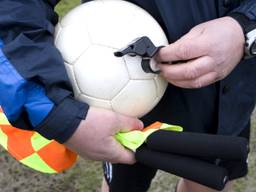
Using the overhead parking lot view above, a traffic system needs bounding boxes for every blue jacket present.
[0,0,255,143]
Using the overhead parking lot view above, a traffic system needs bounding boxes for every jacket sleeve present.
[0,0,89,143]
[231,0,256,20]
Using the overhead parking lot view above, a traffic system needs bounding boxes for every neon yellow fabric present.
[31,133,52,151]
[115,123,183,151]
[160,123,183,131]
[0,129,8,150]
[20,153,56,174]
[0,112,10,150]
[0,113,10,125]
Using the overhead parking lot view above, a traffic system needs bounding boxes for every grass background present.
[0,1,255,191]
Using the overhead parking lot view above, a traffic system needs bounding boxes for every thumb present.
[115,114,144,133]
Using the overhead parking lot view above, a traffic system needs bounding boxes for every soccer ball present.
[54,0,168,117]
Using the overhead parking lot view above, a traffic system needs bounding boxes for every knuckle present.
[108,150,120,163]
[213,72,221,81]
[216,73,225,82]
[184,65,199,79]
[168,80,178,87]
[161,68,171,80]
[158,48,170,61]
[205,56,214,64]
[192,79,203,88]
[177,43,192,59]
[126,160,136,165]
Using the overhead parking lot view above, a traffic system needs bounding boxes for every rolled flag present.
[136,145,229,191]
[146,130,249,162]
[116,122,248,190]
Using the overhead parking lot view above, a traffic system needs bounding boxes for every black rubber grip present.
[146,130,248,161]
[135,146,229,191]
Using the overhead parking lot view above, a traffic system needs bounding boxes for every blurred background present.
[0,1,255,191]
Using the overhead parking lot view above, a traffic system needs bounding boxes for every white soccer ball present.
[54,0,168,118]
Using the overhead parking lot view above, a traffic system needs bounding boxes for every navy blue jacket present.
[0,0,255,143]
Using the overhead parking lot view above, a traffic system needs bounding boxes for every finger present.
[171,72,219,89]
[109,142,136,164]
[114,114,144,133]
[159,56,214,81]
[156,38,208,62]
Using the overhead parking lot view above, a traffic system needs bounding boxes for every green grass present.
[55,0,80,17]
[0,1,255,192]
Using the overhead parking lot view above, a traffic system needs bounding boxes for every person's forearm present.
[0,0,88,143]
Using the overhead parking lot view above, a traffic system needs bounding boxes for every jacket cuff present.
[35,97,89,143]
[231,0,256,21]
[228,12,256,33]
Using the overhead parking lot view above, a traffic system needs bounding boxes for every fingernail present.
[138,120,144,129]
